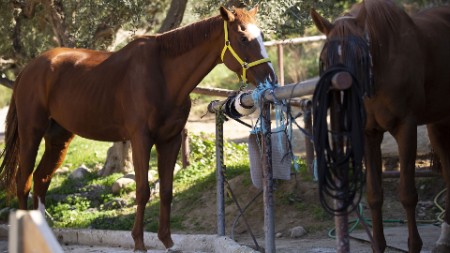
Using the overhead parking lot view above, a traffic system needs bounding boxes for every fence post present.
[215,110,226,236]
[261,101,275,253]
[277,44,284,86]
[300,99,315,176]
[181,128,190,168]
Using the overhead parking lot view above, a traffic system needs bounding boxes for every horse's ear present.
[220,6,235,22]
[249,4,259,16]
[310,8,333,35]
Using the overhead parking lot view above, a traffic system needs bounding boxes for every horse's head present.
[219,6,277,86]
[311,6,373,96]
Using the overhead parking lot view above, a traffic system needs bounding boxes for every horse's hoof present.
[432,244,450,253]
[133,250,147,253]
[166,245,182,253]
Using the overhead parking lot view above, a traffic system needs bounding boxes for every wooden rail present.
[9,210,63,253]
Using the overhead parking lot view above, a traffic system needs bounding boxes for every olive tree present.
[1,0,429,174]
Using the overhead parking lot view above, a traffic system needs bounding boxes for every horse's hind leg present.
[16,116,48,209]
[427,122,450,252]
[32,120,74,213]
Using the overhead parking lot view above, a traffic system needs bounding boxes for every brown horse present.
[311,1,450,252]
[0,6,276,252]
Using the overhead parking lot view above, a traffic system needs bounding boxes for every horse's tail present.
[0,94,20,198]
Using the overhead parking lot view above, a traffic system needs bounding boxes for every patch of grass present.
[174,133,248,194]
[61,137,111,169]
[311,205,333,221]
[295,157,314,182]
[90,211,135,230]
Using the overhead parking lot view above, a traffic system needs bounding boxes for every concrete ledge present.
[19,226,258,252]
[54,228,258,252]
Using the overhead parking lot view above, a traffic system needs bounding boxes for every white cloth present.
[248,132,291,189]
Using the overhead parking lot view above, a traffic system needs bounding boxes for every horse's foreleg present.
[426,123,450,253]
[131,135,153,252]
[364,130,386,253]
[392,120,422,253]
[33,122,74,215]
[155,134,182,250]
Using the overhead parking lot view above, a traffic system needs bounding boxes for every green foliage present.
[0,0,170,77]
[0,86,12,108]
[295,156,314,181]
[193,0,358,39]
[175,133,248,192]
[61,137,111,169]
[46,170,130,228]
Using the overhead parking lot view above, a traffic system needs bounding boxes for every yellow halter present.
[221,21,271,84]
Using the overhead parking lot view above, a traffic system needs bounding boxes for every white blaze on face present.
[246,23,275,74]
[247,24,269,58]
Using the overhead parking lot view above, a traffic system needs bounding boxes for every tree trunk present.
[157,0,188,33]
[102,0,188,176]
[99,141,134,176]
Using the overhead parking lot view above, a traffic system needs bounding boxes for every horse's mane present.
[156,15,223,57]
[156,8,257,57]
[362,0,414,57]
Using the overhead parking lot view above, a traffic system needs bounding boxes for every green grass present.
[0,132,251,232]
[61,137,112,169]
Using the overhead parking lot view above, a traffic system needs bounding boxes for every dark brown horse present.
[0,6,276,252]
[311,1,450,252]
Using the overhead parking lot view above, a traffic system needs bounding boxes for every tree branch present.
[0,77,14,89]
[43,0,74,47]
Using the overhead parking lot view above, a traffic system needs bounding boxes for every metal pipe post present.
[261,101,275,253]
[330,91,350,253]
[215,110,226,236]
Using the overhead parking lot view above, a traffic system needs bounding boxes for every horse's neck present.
[160,18,224,105]
[365,3,417,63]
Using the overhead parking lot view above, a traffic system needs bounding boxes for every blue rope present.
[251,81,297,171]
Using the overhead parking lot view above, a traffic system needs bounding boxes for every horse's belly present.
[51,110,129,142]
